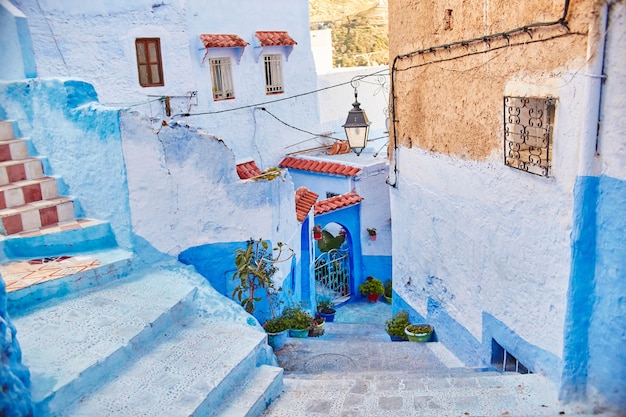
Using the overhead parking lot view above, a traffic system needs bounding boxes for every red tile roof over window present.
[236,160,262,180]
[295,187,319,223]
[315,192,363,215]
[279,157,361,177]
[199,34,249,49]
[255,31,297,47]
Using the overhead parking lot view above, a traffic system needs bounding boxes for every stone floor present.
[263,300,597,417]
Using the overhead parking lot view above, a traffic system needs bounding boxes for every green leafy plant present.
[358,276,384,296]
[283,304,314,330]
[405,324,433,335]
[384,279,392,298]
[317,296,336,314]
[386,310,410,339]
[367,227,377,236]
[262,315,289,334]
[232,238,294,316]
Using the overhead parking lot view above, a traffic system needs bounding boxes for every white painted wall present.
[317,64,390,149]
[390,65,596,360]
[120,110,300,258]
[11,0,320,165]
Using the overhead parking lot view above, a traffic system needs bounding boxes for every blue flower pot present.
[267,330,288,350]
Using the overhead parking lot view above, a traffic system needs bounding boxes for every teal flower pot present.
[405,324,433,342]
[289,328,309,338]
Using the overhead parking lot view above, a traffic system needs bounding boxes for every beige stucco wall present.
[388,0,599,160]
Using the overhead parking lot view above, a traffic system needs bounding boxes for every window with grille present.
[209,58,235,100]
[504,96,555,177]
[135,38,164,87]
[264,54,284,95]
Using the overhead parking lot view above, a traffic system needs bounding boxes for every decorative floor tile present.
[0,255,101,293]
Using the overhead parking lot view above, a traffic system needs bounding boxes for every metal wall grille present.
[314,249,350,304]
[264,55,284,95]
[504,97,554,177]
[209,58,234,100]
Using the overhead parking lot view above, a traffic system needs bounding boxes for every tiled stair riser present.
[0,158,45,186]
[0,139,29,162]
[0,120,14,140]
[0,197,74,235]
[0,177,59,209]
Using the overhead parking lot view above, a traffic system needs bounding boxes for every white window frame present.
[264,54,284,95]
[209,57,235,101]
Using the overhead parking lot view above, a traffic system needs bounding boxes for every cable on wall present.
[386,0,572,187]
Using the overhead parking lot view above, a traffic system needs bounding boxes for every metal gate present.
[314,249,350,304]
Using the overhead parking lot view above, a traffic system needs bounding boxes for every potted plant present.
[262,315,289,350]
[385,310,410,341]
[317,297,336,322]
[405,324,433,342]
[313,224,323,240]
[384,279,393,304]
[367,227,377,241]
[309,316,326,337]
[231,238,293,315]
[359,276,384,302]
[283,305,314,338]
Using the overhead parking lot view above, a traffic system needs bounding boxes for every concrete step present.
[0,138,29,162]
[0,120,14,140]
[5,247,134,314]
[63,313,270,417]
[0,196,75,235]
[276,337,450,375]
[320,322,392,342]
[0,176,59,209]
[11,267,198,414]
[212,364,283,417]
[265,372,563,417]
[0,157,44,186]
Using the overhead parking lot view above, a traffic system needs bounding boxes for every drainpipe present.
[579,2,608,175]
[561,1,608,404]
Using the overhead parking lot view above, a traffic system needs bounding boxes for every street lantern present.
[342,90,371,156]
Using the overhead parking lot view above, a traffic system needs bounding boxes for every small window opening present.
[491,339,531,374]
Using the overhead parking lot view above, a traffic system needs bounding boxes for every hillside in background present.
[310,0,389,67]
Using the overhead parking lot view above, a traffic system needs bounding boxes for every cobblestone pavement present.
[263,301,598,417]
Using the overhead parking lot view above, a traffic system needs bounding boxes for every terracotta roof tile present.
[328,141,352,155]
[200,34,249,49]
[314,192,363,215]
[255,31,297,46]
[236,160,262,180]
[278,157,361,178]
[295,187,319,223]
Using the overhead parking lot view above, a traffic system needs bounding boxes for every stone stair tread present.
[212,364,283,417]
[265,373,562,416]
[12,267,198,404]
[64,315,268,417]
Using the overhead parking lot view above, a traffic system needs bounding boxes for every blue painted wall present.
[562,175,626,409]
[0,277,34,416]
[179,240,302,322]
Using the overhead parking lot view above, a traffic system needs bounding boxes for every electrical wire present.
[172,68,389,118]
[386,0,572,188]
